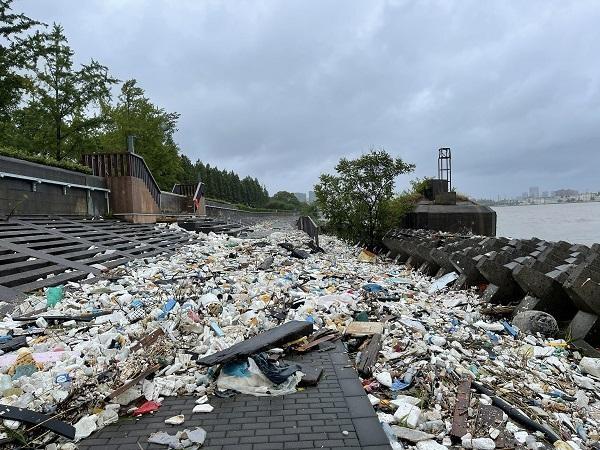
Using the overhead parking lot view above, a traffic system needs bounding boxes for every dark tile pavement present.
[78,340,391,450]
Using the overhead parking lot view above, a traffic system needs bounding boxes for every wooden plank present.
[131,329,165,351]
[450,378,472,439]
[297,363,323,387]
[105,364,161,401]
[357,333,382,377]
[345,321,384,336]
[295,334,337,352]
[197,321,313,366]
[13,311,112,322]
[0,335,27,352]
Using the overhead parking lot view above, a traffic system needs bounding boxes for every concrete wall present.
[405,201,497,236]
[160,191,189,214]
[107,176,160,223]
[0,155,108,216]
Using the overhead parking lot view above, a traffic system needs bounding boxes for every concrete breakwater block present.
[512,262,577,320]
[383,227,600,352]
[450,249,486,287]
[567,311,600,357]
[476,253,524,303]
[563,261,600,315]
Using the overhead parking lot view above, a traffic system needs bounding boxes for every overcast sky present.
[18,0,600,198]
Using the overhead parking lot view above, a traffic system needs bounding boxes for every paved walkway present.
[79,340,391,450]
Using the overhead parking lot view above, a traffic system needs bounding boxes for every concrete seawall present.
[0,156,108,217]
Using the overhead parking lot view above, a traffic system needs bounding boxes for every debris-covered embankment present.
[0,223,597,449]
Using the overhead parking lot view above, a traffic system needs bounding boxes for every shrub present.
[0,147,92,174]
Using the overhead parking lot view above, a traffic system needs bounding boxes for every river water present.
[492,202,600,246]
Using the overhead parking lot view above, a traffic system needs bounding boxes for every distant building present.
[554,189,579,198]
[294,192,307,203]
[521,192,528,200]
[308,191,316,204]
[542,191,549,198]
[529,186,539,198]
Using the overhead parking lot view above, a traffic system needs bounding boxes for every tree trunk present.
[368,208,374,247]
[55,119,61,160]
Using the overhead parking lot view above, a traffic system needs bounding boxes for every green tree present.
[266,191,301,210]
[315,148,415,245]
[26,23,116,160]
[0,0,42,121]
[99,79,182,189]
[180,154,196,182]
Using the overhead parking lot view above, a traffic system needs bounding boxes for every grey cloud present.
[18,0,600,197]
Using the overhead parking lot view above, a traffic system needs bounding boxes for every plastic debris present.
[46,285,65,307]
[192,404,214,413]
[357,249,377,263]
[393,400,421,428]
[0,222,594,449]
[501,320,519,337]
[148,427,207,448]
[427,272,458,293]
[210,320,225,337]
[132,401,161,416]
[363,283,386,293]
[165,414,185,425]
[251,353,300,384]
[579,357,600,377]
[217,357,302,396]
[74,414,98,442]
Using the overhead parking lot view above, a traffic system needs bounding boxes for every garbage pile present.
[0,222,597,449]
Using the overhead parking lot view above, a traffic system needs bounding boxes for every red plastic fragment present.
[132,400,161,416]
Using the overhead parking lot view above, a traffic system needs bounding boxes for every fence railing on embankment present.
[297,216,320,247]
[83,153,162,207]
[206,201,298,226]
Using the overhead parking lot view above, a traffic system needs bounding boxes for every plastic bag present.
[217,357,302,396]
[46,286,64,307]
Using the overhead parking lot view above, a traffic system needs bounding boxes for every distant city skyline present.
[476,186,598,206]
[485,187,596,201]
[293,191,316,204]
[293,192,307,203]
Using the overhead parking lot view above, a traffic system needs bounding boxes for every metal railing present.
[82,153,161,207]
[297,215,320,247]
[172,182,204,213]
[171,183,197,197]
